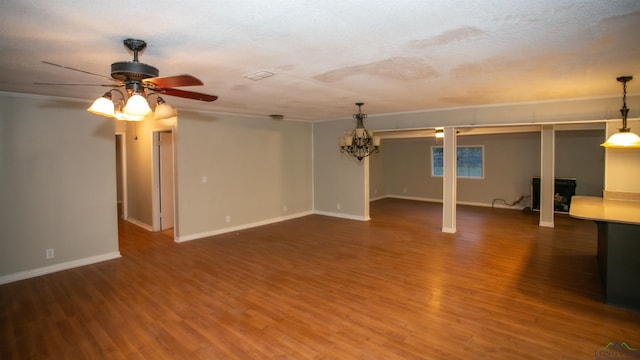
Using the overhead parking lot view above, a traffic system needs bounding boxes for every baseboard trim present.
[126,217,153,231]
[0,252,122,285]
[539,221,555,228]
[176,211,314,243]
[442,227,457,234]
[313,210,370,221]
[384,195,527,210]
[386,195,442,203]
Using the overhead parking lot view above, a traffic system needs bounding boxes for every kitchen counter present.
[570,195,640,311]
[569,195,640,225]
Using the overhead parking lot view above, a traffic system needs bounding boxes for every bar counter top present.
[569,195,640,225]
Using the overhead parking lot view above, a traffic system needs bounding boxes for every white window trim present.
[431,145,485,179]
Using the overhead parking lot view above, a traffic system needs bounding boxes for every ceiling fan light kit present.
[154,97,178,120]
[123,93,152,118]
[601,75,640,149]
[40,38,217,122]
[87,91,116,117]
[339,102,381,161]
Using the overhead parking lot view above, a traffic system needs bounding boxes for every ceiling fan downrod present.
[123,38,147,63]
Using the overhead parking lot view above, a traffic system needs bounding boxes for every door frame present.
[151,129,177,238]
[115,132,128,221]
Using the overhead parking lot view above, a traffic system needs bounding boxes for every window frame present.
[430,145,485,179]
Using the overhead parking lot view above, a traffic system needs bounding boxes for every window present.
[431,145,484,178]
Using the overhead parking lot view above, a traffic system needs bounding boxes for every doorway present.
[152,130,175,233]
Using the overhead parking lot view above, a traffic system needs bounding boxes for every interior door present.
[159,131,174,230]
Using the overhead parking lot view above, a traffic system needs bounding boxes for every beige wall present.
[0,93,313,281]
[555,129,606,196]
[315,95,635,219]
[1,90,636,281]
[604,119,640,193]
[369,130,604,208]
[313,119,372,220]
[175,110,313,240]
[0,94,120,280]
[119,115,177,229]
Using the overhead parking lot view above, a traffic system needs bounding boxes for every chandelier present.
[87,83,177,121]
[601,75,640,148]
[339,102,381,161]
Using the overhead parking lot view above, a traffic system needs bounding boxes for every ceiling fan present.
[37,38,217,120]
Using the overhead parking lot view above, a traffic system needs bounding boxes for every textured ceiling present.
[1,1,639,121]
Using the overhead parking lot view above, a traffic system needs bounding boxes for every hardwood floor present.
[1,198,639,359]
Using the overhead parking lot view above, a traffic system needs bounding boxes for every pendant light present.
[601,76,640,148]
[338,102,381,161]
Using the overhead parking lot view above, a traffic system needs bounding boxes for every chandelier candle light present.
[339,102,381,161]
[601,75,640,148]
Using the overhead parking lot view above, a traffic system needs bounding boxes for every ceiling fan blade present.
[41,61,115,82]
[143,75,204,89]
[34,82,121,87]
[158,88,218,102]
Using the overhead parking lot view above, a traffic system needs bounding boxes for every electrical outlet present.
[283,205,287,212]
[337,203,341,210]
[225,215,231,223]
[403,187,407,193]
[46,248,54,259]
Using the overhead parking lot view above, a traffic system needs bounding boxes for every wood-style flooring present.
[1,198,639,359]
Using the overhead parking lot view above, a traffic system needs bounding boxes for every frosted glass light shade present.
[154,102,178,120]
[123,94,152,118]
[87,97,115,117]
[115,111,144,122]
[344,135,353,146]
[601,131,640,148]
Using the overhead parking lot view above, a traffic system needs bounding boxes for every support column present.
[539,125,555,227]
[363,156,371,220]
[442,127,457,233]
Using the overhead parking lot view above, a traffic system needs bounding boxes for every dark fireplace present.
[531,177,577,213]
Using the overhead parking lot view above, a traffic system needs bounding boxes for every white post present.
[539,125,555,227]
[442,127,457,233]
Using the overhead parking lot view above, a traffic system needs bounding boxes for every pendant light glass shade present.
[601,131,640,148]
[114,111,144,122]
[87,87,176,122]
[87,93,115,117]
[154,97,178,120]
[601,75,640,148]
[123,93,152,118]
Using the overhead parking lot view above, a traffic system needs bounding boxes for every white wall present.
[0,93,120,282]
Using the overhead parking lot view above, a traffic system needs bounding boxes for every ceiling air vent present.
[244,70,276,81]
